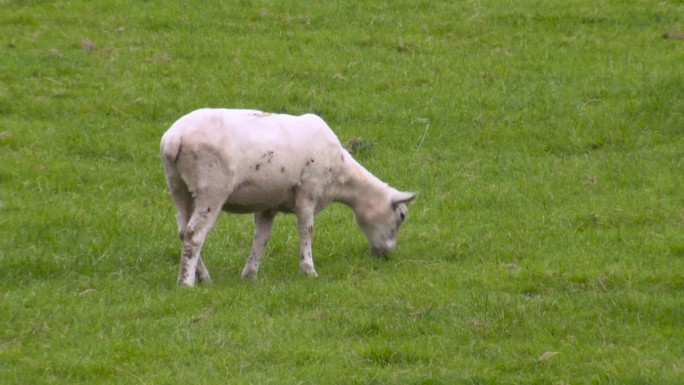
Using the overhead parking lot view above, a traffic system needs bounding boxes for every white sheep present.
[161,109,417,286]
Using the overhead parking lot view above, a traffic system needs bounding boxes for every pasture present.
[1,0,682,383]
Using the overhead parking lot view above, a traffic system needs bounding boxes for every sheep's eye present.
[399,212,406,222]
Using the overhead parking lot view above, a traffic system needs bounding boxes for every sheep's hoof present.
[300,264,318,277]
[241,264,259,280]
[241,270,258,280]
[177,273,195,287]
[196,272,212,284]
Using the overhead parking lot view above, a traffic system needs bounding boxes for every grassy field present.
[1,0,683,383]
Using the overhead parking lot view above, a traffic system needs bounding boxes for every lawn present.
[1,0,682,384]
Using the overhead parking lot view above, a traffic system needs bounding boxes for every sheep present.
[161,108,417,286]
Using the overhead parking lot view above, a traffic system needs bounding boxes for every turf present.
[1,0,682,383]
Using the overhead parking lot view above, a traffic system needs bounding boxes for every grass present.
[1,0,683,383]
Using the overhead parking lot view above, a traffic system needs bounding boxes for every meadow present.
[1,0,683,383]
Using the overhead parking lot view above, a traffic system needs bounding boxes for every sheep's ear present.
[390,190,417,207]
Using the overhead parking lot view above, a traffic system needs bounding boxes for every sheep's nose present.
[371,246,389,257]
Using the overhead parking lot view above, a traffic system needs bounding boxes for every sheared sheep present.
[161,109,416,286]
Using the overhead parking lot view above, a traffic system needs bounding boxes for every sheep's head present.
[356,189,417,257]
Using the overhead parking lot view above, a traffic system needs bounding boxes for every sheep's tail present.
[161,131,183,165]
[160,129,191,199]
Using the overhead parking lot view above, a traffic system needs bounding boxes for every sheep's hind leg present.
[195,255,212,283]
[168,182,211,283]
[241,210,276,280]
[178,201,221,287]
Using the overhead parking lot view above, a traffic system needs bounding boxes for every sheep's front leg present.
[241,210,276,280]
[296,208,318,277]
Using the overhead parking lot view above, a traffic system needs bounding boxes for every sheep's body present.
[161,108,416,286]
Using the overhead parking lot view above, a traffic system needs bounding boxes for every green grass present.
[1,0,683,383]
